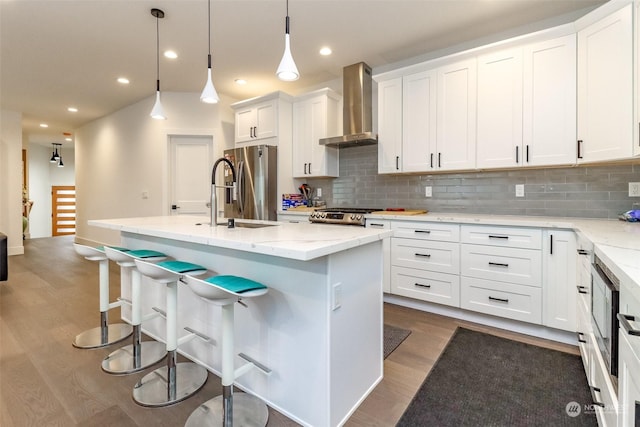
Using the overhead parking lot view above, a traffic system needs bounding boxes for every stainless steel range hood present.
[320,62,378,148]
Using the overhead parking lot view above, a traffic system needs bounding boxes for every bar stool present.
[102,247,168,374]
[72,243,132,349]
[182,274,270,427]
[132,259,210,407]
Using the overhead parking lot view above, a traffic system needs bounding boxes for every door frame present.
[162,129,217,216]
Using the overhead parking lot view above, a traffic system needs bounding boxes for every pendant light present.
[200,0,219,104]
[150,8,167,120]
[276,0,299,81]
[50,143,59,163]
[57,145,64,168]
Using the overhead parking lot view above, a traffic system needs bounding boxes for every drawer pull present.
[488,261,509,267]
[415,253,431,258]
[488,235,509,240]
[488,296,509,303]
[576,286,588,295]
[414,283,431,289]
[369,223,385,228]
[617,314,640,336]
[576,332,587,344]
[577,249,590,255]
[414,230,431,234]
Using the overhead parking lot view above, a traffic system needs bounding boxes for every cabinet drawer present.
[366,219,391,229]
[576,301,592,379]
[460,276,542,324]
[461,225,541,249]
[590,345,618,427]
[392,238,459,274]
[391,266,460,307]
[461,244,541,287]
[391,221,460,242]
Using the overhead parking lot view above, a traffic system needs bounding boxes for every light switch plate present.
[515,184,525,198]
[425,186,432,197]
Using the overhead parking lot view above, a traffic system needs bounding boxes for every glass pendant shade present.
[200,56,219,104]
[150,89,166,120]
[277,33,299,81]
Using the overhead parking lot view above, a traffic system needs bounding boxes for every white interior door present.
[169,135,213,216]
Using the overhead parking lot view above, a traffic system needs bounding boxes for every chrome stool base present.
[132,359,208,407]
[72,323,132,349]
[102,341,166,374]
[185,392,269,427]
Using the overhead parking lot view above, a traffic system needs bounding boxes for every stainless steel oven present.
[309,208,379,226]
[591,254,620,379]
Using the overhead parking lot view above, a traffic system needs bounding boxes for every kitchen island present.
[88,215,392,427]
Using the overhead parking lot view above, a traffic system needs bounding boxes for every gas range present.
[309,208,379,226]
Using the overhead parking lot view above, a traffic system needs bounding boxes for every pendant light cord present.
[207,0,211,55]
[285,0,290,34]
[156,12,160,91]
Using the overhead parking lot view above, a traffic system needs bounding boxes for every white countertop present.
[280,209,640,287]
[89,215,392,261]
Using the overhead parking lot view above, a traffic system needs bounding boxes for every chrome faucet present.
[210,157,237,227]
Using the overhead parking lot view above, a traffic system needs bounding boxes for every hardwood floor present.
[1,236,578,426]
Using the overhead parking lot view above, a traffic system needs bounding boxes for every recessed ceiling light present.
[39,123,48,128]
[319,47,332,56]
[235,79,247,85]
[67,107,78,113]
[117,77,130,84]
[164,50,178,59]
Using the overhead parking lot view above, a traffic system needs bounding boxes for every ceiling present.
[1,0,606,147]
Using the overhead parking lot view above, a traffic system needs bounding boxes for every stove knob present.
[350,214,356,220]
[356,214,363,220]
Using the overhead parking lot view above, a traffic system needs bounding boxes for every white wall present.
[27,144,75,238]
[75,91,236,246]
[0,109,24,255]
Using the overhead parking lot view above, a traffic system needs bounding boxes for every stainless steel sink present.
[233,221,278,229]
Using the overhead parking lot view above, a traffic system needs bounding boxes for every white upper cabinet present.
[577,4,633,163]
[377,78,403,173]
[232,92,293,145]
[436,58,477,171]
[477,35,576,169]
[477,48,523,169]
[292,88,341,178]
[403,70,437,172]
[523,35,577,166]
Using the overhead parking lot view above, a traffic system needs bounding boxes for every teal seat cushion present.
[158,260,206,274]
[127,249,166,259]
[205,275,266,293]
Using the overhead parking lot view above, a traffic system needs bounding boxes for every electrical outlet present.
[317,188,322,198]
[629,182,640,197]
[515,184,525,198]
[425,186,432,197]
[141,191,149,199]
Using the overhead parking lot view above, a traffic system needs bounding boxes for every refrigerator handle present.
[237,160,245,215]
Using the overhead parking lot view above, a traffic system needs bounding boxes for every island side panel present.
[120,232,333,427]
[328,240,384,426]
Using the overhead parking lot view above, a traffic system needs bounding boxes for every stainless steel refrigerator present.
[222,145,278,221]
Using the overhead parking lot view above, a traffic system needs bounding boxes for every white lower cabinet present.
[542,230,576,332]
[618,274,640,427]
[460,276,542,324]
[392,266,460,307]
[590,345,619,427]
[460,244,542,287]
[390,222,460,307]
[367,219,391,293]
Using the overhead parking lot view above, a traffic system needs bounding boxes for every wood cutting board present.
[371,210,428,215]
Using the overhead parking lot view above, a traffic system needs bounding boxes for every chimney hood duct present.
[320,62,378,148]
